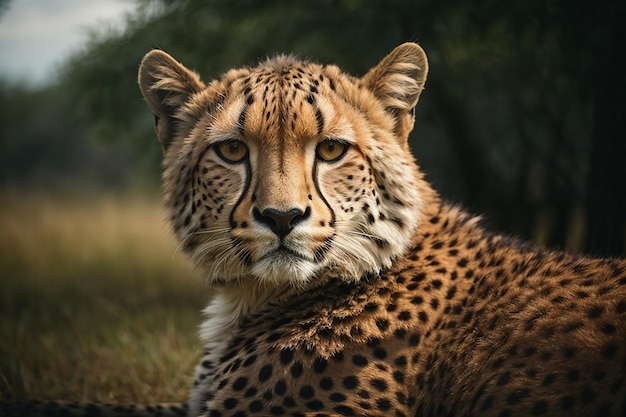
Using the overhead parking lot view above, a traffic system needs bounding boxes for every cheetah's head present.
[138,43,429,289]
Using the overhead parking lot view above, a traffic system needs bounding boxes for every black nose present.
[253,207,310,238]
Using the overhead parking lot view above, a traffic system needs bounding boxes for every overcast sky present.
[0,0,135,86]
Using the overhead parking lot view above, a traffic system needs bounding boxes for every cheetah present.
[4,43,625,416]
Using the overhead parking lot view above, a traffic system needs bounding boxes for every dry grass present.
[0,192,207,403]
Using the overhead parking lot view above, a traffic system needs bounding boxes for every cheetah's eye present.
[316,139,348,163]
[215,140,249,163]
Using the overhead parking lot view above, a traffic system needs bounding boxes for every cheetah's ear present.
[138,50,205,150]
[363,43,428,136]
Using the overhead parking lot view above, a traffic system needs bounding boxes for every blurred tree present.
[0,82,143,190]
[56,0,624,255]
[0,0,10,16]
[583,0,626,257]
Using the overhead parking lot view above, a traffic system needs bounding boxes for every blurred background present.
[1,0,625,403]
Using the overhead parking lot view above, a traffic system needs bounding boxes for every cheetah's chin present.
[251,252,319,288]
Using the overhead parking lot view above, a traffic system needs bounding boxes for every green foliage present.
[0,81,159,190]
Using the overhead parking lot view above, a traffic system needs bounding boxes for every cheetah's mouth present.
[259,244,311,262]
[266,243,309,261]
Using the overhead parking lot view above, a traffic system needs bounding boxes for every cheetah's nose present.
[253,207,311,238]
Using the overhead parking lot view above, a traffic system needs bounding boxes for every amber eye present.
[316,139,348,162]
[215,140,249,163]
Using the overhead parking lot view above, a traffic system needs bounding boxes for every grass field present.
[0,192,207,403]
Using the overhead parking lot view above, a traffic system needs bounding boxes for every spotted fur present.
[3,43,624,417]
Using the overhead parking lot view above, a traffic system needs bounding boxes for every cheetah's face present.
[138,44,428,288]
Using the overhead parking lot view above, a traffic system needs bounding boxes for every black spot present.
[446,286,457,299]
[259,364,273,382]
[223,398,238,409]
[394,328,407,339]
[412,272,426,282]
[418,311,428,322]
[313,358,328,373]
[496,371,511,386]
[274,379,287,396]
[408,333,421,347]
[330,392,347,402]
[357,389,371,399]
[602,343,618,358]
[290,362,303,378]
[249,400,263,412]
[588,305,604,319]
[394,355,407,367]
[334,405,354,416]
[566,369,579,383]
[375,318,390,331]
[531,401,548,415]
[269,406,284,415]
[601,323,616,334]
[279,349,294,365]
[244,387,258,398]
[393,370,405,384]
[398,311,411,321]
[305,400,324,411]
[343,376,359,389]
[315,109,324,134]
[243,354,257,367]
[233,377,248,391]
[364,302,378,312]
[542,373,557,387]
[352,355,368,367]
[299,385,315,399]
[373,348,387,359]
[375,398,392,411]
[370,378,388,392]
[319,377,334,391]
[267,332,282,342]
[411,296,424,305]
